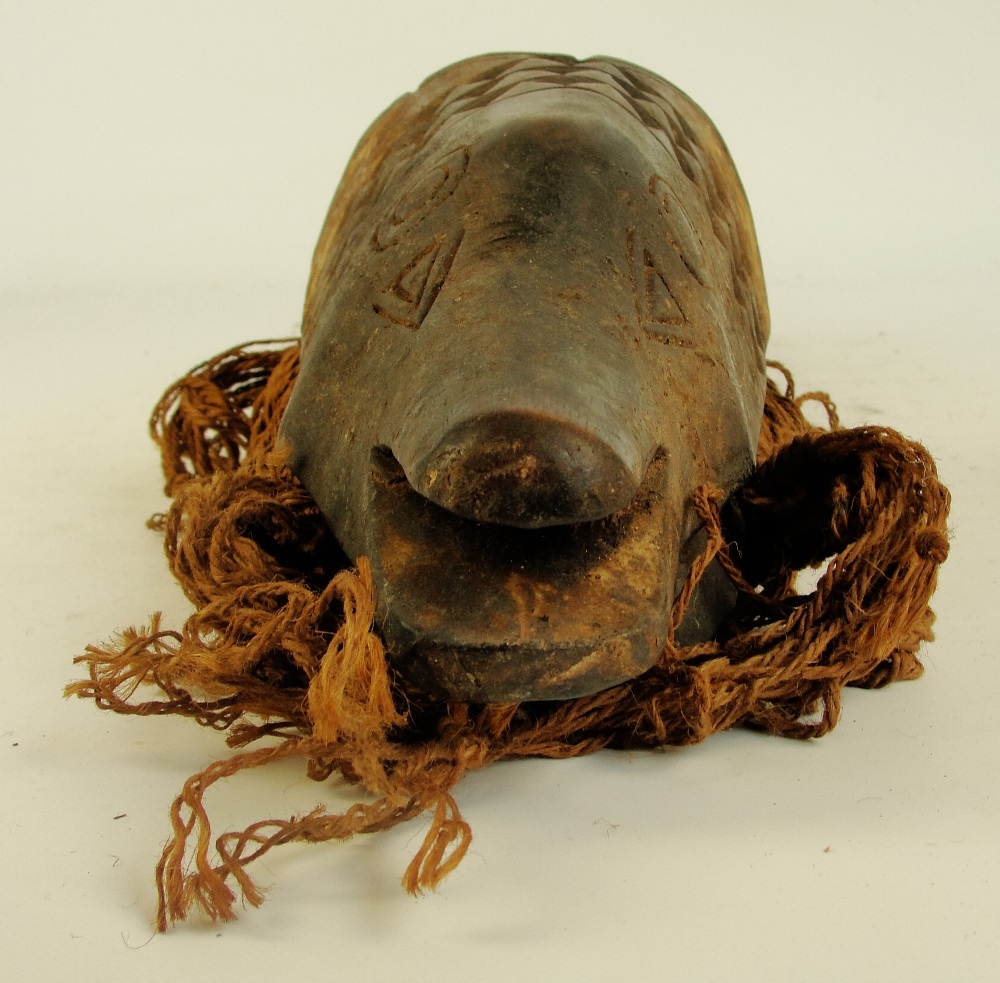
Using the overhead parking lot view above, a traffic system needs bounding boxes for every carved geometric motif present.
[373,146,469,252]
[648,174,706,287]
[625,225,688,344]
[374,231,464,330]
[643,248,686,327]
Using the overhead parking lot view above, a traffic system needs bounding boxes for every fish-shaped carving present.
[279,53,769,702]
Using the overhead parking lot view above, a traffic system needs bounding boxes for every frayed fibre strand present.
[67,339,950,929]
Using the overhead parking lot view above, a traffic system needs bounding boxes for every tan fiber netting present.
[67,339,950,929]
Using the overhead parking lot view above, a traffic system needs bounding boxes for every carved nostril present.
[403,412,643,528]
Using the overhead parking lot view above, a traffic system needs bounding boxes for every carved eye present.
[373,146,469,251]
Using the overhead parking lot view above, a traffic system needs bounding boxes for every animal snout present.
[403,411,642,528]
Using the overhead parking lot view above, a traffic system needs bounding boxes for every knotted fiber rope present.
[67,339,950,929]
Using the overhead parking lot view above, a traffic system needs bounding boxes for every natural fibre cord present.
[67,339,950,929]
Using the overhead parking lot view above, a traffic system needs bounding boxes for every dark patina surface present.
[279,54,769,702]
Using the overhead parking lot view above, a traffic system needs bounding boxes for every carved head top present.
[280,54,769,702]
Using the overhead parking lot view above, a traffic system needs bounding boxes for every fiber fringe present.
[67,340,950,928]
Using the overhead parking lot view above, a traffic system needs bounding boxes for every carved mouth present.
[366,444,687,702]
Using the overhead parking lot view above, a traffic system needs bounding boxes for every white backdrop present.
[2,2,998,980]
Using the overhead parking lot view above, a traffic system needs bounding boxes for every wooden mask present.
[279,54,769,702]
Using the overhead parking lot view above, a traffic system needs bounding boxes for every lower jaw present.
[363,452,734,703]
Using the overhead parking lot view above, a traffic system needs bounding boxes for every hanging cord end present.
[402,794,473,896]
